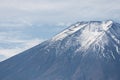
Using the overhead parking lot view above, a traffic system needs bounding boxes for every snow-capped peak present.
[52,20,113,41]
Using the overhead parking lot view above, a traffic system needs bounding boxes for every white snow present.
[51,23,87,41]
[51,20,115,53]
[52,20,113,42]
[50,20,120,59]
[102,20,113,30]
[75,20,113,51]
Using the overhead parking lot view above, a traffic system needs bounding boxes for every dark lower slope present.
[1,47,120,80]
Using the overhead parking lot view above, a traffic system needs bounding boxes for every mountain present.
[0,20,120,80]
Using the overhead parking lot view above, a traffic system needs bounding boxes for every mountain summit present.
[52,20,113,41]
[0,20,120,80]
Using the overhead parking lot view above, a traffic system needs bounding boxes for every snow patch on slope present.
[102,20,113,30]
[75,20,113,52]
[52,20,113,42]
[51,22,87,41]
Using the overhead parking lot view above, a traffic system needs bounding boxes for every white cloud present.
[0,0,69,11]
[0,0,120,24]
[23,38,44,48]
[57,22,71,27]
[0,29,44,62]
[0,18,32,28]
[0,38,44,61]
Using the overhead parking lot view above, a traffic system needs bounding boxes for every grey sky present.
[0,0,120,23]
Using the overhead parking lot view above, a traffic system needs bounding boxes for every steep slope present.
[0,20,120,80]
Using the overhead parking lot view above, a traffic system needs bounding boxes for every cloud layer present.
[0,0,120,24]
[0,23,66,61]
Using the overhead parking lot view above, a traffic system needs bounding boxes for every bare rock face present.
[0,20,120,80]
